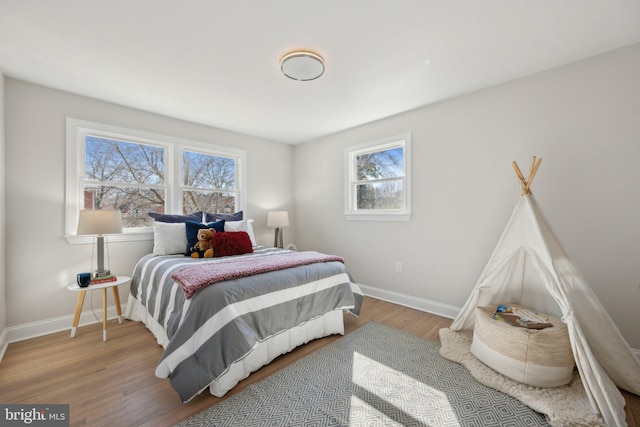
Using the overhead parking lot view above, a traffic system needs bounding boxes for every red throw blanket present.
[172,251,345,299]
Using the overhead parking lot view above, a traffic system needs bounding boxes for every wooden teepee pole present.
[512,156,542,195]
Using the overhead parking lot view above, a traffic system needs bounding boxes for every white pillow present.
[224,219,257,246]
[153,222,188,255]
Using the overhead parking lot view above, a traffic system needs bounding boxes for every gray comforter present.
[127,246,362,402]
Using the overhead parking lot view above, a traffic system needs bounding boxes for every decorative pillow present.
[246,219,256,246]
[212,231,253,257]
[153,222,187,255]
[224,219,257,246]
[149,211,203,223]
[184,220,225,256]
[204,211,243,222]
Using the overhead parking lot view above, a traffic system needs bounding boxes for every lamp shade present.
[267,211,289,228]
[77,210,123,235]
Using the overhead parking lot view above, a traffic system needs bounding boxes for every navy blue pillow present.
[184,220,225,256]
[149,211,203,223]
[204,211,243,222]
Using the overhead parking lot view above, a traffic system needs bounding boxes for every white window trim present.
[344,133,411,222]
[65,118,247,244]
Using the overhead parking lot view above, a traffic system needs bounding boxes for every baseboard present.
[4,304,127,344]
[357,283,460,319]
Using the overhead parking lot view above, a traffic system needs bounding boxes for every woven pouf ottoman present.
[470,304,574,387]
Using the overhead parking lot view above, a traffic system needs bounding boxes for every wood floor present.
[1,296,638,426]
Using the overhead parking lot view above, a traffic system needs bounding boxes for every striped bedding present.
[125,246,362,402]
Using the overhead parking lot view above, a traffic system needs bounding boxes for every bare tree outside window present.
[84,138,237,228]
[84,136,166,227]
[182,150,236,214]
[355,147,404,210]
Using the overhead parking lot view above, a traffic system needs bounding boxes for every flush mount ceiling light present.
[280,50,325,81]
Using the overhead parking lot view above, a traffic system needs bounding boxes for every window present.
[344,133,411,221]
[182,150,237,215]
[83,135,166,227]
[66,119,246,243]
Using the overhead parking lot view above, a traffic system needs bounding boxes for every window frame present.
[344,133,412,222]
[65,118,246,244]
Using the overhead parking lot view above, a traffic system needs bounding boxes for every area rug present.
[177,322,551,426]
[439,327,604,427]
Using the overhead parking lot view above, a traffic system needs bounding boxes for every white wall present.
[4,79,294,338]
[293,43,640,348]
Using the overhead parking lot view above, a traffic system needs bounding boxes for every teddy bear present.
[190,228,216,258]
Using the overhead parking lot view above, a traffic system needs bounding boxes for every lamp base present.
[273,227,284,249]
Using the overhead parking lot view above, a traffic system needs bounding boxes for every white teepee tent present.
[450,158,640,427]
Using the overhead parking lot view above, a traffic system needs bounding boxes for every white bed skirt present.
[125,293,345,398]
[209,309,344,397]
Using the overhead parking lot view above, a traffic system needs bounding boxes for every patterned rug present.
[177,322,550,427]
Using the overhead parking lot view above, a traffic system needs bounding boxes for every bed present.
[124,244,363,402]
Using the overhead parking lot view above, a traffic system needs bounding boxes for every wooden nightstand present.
[66,276,130,341]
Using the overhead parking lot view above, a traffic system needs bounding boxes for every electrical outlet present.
[395,262,402,273]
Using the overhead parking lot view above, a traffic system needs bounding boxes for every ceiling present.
[1,1,639,144]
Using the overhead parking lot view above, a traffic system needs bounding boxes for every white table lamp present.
[267,211,289,248]
[77,209,123,278]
